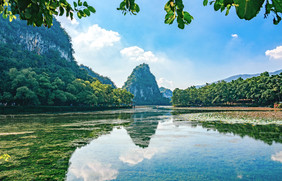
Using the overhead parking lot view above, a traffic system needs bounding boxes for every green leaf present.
[74,2,77,7]
[59,6,64,16]
[70,11,74,19]
[214,2,221,11]
[135,4,140,13]
[77,11,82,19]
[88,6,96,13]
[2,13,7,19]
[9,15,13,22]
[177,18,185,29]
[176,9,183,18]
[83,1,88,7]
[203,0,209,6]
[184,11,193,24]
[119,1,126,9]
[165,14,175,24]
[273,14,281,25]
[176,0,184,10]
[164,2,171,12]
[78,0,82,6]
[234,0,264,20]
[272,0,282,13]
[83,8,90,16]
[225,5,231,16]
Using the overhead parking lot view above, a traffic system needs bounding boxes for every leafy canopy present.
[0,0,281,28]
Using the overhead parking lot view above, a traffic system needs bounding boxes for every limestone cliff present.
[0,17,73,62]
[123,63,170,105]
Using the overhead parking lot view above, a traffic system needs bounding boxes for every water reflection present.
[271,151,282,163]
[68,160,118,181]
[125,112,160,148]
[1,107,281,180]
[67,110,282,180]
[200,121,282,145]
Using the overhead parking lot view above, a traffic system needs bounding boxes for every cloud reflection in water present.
[68,161,118,181]
[271,151,282,163]
[119,147,160,166]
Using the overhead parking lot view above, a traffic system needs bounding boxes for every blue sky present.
[57,1,282,89]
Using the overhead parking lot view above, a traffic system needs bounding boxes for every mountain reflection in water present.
[66,108,282,181]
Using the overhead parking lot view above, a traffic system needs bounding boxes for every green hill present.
[0,17,132,107]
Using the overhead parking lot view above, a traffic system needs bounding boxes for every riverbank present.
[172,106,281,111]
[0,105,132,115]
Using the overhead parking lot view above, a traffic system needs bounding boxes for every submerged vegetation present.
[172,72,282,107]
[0,112,133,180]
[175,111,282,125]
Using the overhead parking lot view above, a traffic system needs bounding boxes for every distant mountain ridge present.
[196,69,282,88]
[222,69,282,82]
[123,63,170,105]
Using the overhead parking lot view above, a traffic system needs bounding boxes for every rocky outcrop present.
[123,63,170,105]
[0,18,73,62]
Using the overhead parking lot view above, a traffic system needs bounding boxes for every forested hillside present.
[80,65,116,88]
[172,72,282,107]
[0,17,133,107]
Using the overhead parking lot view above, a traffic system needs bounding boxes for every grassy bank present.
[0,105,132,115]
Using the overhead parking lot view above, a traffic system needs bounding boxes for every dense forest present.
[0,43,133,107]
[0,17,133,107]
[172,72,282,107]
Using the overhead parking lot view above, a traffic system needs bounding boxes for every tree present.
[15,86,40,105]
[0,0,281,29]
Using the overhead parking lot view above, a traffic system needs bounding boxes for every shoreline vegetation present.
[172,72,282,108]
[172,107,282,125]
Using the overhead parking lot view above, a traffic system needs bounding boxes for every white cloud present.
[56,16,80,37]
[120,46,160,63]
[56,16,79,26]
[157,78,174,89]
[271,151,282,163]
[73,25,121,50]
[265,46,282,60]
[231,34,238,38]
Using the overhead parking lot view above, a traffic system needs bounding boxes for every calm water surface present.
[0,107,281,180]
[66,107,282,181]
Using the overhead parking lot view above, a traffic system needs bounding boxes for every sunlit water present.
[66,108,282,181]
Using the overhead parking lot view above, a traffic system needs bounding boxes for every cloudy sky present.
[57,1,282,89]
